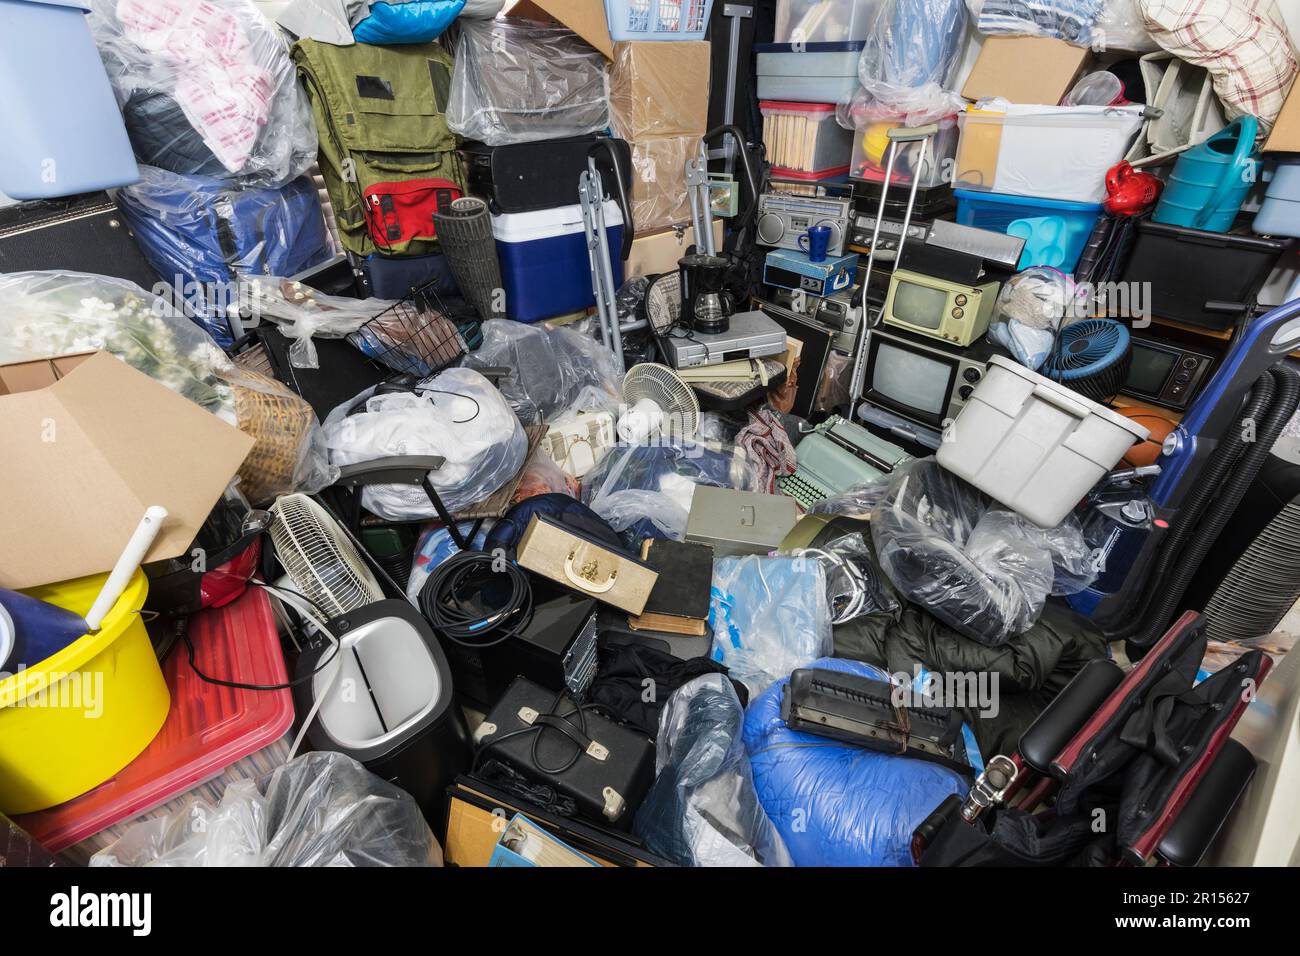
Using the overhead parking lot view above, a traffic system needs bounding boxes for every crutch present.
[580,140,635,373]
[685,140,717,257]
[848,124,939,423]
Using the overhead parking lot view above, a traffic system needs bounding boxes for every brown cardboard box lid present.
[0,351,255,590]
[1264,77,1300,152]
[961,36,1091,106]
[508,0,613,58]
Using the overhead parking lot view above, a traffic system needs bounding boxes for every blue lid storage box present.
[492,201,624,324]
[955,190,1103,273]
[755,42,864,105]
[0,0,139,200]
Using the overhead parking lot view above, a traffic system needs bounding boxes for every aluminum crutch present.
[579,156,624,373]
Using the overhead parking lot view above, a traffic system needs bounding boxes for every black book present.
[628,539,714,636]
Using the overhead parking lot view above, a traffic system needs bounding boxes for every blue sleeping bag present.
[743,657,969,866]
[353,0,466,44]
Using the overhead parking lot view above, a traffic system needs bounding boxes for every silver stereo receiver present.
[766,286,863,354]
[755,192,852,257]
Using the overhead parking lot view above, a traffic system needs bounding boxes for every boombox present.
[755,192,852,257]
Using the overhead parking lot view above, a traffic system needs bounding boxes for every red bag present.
[363,178,462,249]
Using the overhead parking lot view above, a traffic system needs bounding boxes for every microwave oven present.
[858,325,1004,431]
[881,267,1000,347]
[1119,333,1218,411]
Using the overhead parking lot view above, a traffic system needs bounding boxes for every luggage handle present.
[1031,383,1092,418]
[563,546,618,593]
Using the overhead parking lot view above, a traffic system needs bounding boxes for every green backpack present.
[293,39,465,258]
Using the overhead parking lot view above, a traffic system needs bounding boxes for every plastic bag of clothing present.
[1092,0,1158,51]
[785,531,901,623]
[858,0,969,121]
[709,556,834,696]
[446,17,611,147]
[87,0,317,186]
[0,270,333,504]
[870,458,1095,647]
[116,167,332,348]
[239,277,396,370]
[463,320,621,426]
[90,752,441,866]
[964,0,1104,46]
[634,675,793,867]
[511,445,580,504]
[743,657,968,867]
[583,442,762,542]
[986,267,1080,372]
[321,367,526,520]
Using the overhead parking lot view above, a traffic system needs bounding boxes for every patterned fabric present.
[1139,0,1299,133]
[968,0,1106,47]
[735,407,797,495]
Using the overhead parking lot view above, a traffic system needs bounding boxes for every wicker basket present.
[232,369,317,504]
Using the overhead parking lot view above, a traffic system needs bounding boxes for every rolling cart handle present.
[588,138,634,259]
[703,124,761,235]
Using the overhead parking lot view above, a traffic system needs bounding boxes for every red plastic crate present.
[15,587,292,853]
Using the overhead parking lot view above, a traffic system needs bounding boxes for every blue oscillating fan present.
[1042,318,1132,402]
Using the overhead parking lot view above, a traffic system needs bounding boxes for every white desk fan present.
[618,363,700,444]
[269,493,384,620]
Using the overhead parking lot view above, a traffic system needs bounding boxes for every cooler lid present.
[20,0,92,10]
[491,200,623,242]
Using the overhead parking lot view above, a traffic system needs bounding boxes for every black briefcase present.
[0,192,159,288]
[476,677,655,829]
[461,135,633,214]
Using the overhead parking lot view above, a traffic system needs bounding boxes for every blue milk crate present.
[606,0,715,41]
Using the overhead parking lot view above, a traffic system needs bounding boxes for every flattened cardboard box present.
[0,351,254,590]
[508,0,614,58]
[961,35,1092,106]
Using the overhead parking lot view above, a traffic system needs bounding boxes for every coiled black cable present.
[418,550,533,649]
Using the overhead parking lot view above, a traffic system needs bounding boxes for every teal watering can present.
[1152,116,1260,233]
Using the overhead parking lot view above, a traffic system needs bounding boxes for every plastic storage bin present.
[1117,219,1291,330]
[954,105,1145,204]
[761,101,854,179]
[0,0,139,200]
[493,201,625,323]
[0,570,168,815]
[756,42,864,105]
[774,0,882,43]
[606,0,715,40]
[848,114,959,188]
[1253,158,1300,238]
[12,588,293,860]
[936,356,1149,528]
[955,189,1103,272]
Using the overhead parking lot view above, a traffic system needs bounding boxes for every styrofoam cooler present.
[0,0,139,200]
[936,356,1149,527]
[493,201,624,324]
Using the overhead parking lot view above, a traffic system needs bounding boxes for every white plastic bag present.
[321,367,527,520]
[1092,0,1158,52]
[858,0,969,122]
[986,267,1080,371]
[90,752,441,866]
[240,276,396,370]
[965,0,1105,46]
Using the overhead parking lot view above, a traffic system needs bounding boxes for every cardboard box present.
[0,351,254,590]
[624,220,724,278]
[630,134,697,233]
[611,40,712,140]
[1265,77,1300,152]
[961,35,1092,106]
[508,0,613,58]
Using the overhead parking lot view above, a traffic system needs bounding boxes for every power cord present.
[418,550,534,649]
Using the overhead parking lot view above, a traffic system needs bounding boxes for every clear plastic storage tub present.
[955,189,1103,272]
[606,0,715,41]
[848,113,959,188]
[936,356,1149,527]
[761,101,854,179]
[0,0,139,200]
[774,0,882,43]
[756,42,864,105]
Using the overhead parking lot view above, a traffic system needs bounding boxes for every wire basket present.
[347,281,477,378]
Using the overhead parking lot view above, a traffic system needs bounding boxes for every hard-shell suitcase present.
[462,135,633,214]
[0,192,158,289]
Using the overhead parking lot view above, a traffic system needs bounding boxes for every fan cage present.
[1042,319,1132,404]
[269,494,383,619]
[622,363,700,440]
[347,280,479,377]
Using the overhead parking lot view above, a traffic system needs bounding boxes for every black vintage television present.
[860,325,1003,430]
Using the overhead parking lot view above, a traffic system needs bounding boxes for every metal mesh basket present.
[347,282,476,377]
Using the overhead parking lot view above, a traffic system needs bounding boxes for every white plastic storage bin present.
[954,104,1145,204]
[493,201,624,324]
[761,101,854,178]
[756,42,864,105]
[936,356,1149,527]
[774,0,882,43]
[0,0,139,200]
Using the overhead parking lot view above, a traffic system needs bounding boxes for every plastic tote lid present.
[985,355,1150,439]
[18,1,93,10]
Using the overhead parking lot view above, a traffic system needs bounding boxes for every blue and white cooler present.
[492,201,624,324]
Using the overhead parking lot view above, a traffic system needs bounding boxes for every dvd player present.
[662,310,788,369]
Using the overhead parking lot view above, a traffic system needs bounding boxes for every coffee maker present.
[678,253,735,334]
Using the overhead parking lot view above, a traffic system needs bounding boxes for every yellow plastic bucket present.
[0,569,169,814]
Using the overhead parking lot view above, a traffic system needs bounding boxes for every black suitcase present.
[476,676,655,829]
[462,135,633,214]
[0,191,159,289]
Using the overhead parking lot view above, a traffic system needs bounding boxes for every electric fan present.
[1041,318,1132,402]
[268,494,384,619]
[642,272,682,337]
[618,363,701,444]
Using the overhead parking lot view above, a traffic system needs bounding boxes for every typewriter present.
[777,415,911,509]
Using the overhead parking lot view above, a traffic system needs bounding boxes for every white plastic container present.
[954,104,1145,204]
[936,356,1149,527]
[760,101,854,178]
[774,0,882,43]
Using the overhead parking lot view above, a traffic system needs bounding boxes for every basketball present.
[1119,409,1178,467]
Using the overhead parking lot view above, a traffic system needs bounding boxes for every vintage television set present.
[879,244,1002,348]
[1119,331,1218,411]
[858,325,1002,431]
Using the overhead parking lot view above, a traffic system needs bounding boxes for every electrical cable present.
[418,550,534,649]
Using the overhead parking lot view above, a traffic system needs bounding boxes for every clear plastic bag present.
[0,270,334,504]
[87,0,317,187]
[321,367,527,520]
[709,555,834,697]
[511,445,581,503]
[858,0,970,121]
[809,475,893,520]
[463,320,621,426]
[634,674,794,867]
[870,458,1095,646]
[986,267,1080,371]
[446,17,610,147]
[784,531,901,623]
[630,135,696,232]
[90,752,442,866]
[964,0,1105,46]
[1092,0,1158,52]
[240,277,395,370]
[406,520,493,602]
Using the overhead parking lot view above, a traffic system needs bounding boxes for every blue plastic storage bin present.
[955,189,1102,273]
[493,201,624,324]
[606,0,715,41]
[0,0,139,200]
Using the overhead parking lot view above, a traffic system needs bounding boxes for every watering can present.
[1152,115,1260,234]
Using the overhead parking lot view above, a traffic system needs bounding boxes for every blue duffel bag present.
[354,0,466,44]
